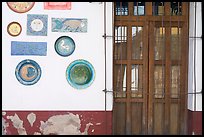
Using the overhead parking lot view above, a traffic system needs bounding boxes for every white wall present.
[2,2,113,111]
[188,2,202,111]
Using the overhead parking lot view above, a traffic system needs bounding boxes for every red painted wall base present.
[188,109,202,135]
[2,111,112,135]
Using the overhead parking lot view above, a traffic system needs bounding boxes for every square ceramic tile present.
[27,14,48,36]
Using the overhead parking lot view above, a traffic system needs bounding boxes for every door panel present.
[113,2,188,135]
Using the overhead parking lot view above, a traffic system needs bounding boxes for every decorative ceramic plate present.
[15,59,41,85]
[7,22,22,36]
[66,59,95,89]
[55,36,75,57]
[7,2,35,13]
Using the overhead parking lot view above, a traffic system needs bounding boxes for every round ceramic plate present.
[66,59,95,89]
[7,22,22,36]
[55,36,75,57]
[7,2,35,13]
[15,59,41,85]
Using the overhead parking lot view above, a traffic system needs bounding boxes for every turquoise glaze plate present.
[55,36,75,57]
[15,59,41,85]
[66,59,95,89]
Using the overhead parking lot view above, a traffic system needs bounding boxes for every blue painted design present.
[27,14,48,36]
[15,59,41,85]
[52,18,87,32]
[55,36,75,57]
[66,59,95,89]
[11,41,47,56]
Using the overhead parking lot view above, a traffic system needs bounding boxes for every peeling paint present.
[39,113,93,135]
[2,117,9,135]
[27,112,36,127]
[2,112,6,116]
[7,113,27,135]
[95,123,101,125]
[33,132,41,135]
[83,122,93,135]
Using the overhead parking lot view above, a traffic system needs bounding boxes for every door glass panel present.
[114,64,127,98]
[171,27,181,60]
[154,65,165,98]
[154,27,165,60]
[132,26,143,59]
[171,66,180,98]
[131,65,143,98]
[152,2,164,16]
[134,2,145,16]
[116,2,128,16]
[171,2,182,15]
[114,26,127,60]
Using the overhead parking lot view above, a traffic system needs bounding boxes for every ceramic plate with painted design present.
[7,22,22,37]
[55,36,75,57]
[15,59,41,85]
[66,59,95,89]
[7,2,35,13]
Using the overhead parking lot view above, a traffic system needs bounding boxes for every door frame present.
[112,2,189,135]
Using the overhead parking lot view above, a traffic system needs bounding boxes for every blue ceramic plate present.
[66,59,95,89]
[15,59,41,85]
[55,36,75,57]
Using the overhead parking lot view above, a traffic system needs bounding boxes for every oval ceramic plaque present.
[66,59,95,89]
[15,59,41,85]
[55,36,75,57]
[7,22,22,36]
[7,2,35,13]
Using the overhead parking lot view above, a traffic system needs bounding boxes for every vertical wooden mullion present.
[162,3,171,135]
[164,2,171,16]
[182,2,188,16]
[129,2,134,16]
[182,4,189,133]
[164,26,171,134]
[126,23,132,135]
[143,21,149,134]
[146,2,152,16]
[147,21,154,134]
[180,21,188,134]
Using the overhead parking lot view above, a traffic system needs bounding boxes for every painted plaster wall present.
[188,2,202,111]
[2,111,112,135]
[2,2,113,111]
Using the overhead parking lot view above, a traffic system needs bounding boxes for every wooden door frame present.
[113,2,189,134]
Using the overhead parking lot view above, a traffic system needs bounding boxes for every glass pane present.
[171,66,180,98]
[152,2,164,16]
[131,65,143,98]
[114,64,127,98]
[171,2,182,15]
[171,27,181,60]
[154,27,165,60]
[116,2,128,16]
[132,26,143,59]
[134,2,145,16]
[154,65,165,98]
[114,26,127,60]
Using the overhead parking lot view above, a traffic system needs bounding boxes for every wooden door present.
[113,2,189,135]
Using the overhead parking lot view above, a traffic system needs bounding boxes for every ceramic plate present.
[7,22,22,36]
[15,59,41,85]
[66,59,95,89]
[55,36,75,57]
[7,2,35,13]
